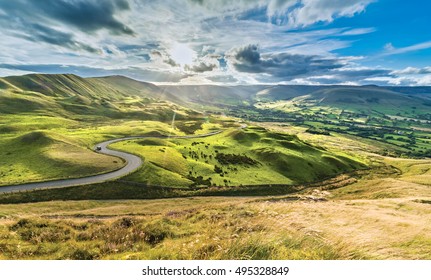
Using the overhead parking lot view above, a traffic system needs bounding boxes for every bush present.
[215,153,259,165]
[142,221,174,245]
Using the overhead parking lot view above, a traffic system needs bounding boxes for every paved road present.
[0,130,222,194]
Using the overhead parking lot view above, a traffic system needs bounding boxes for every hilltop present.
[0,74,184,120]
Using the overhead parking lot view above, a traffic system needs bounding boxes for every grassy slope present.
[0,131,124,186]
[1,74,188,120]
[0,74,200,186]
[0,197,348,260]
[111,126,366,187]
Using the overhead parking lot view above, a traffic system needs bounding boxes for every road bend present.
[0,130,223,194]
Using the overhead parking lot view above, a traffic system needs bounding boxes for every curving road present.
[0,130,223,194]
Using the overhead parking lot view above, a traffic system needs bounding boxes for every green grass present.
[0,130,124,186]
[0,74,232,186]
[111,126,366,188]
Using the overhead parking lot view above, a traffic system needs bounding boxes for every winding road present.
[0,130,223,194]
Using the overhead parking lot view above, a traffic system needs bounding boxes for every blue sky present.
[0,0,430,85]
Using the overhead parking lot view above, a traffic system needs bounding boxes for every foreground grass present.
[0,198,358,260]
[1,187,430,260]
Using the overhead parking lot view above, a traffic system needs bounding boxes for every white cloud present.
[340,27,376,36]
[290,0,374,27]
[381,41,431,56]
[364,74,431,86]
[2,0,429,86]
[266,0,297,18]
[391,66,431,75]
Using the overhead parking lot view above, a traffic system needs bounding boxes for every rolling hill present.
[298,86,426,108]
[111,126,366,187]
[2,73,431,116]
[161,83,431,116]
[0,74,187,120]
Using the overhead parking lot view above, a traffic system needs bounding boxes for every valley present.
[0,74,430,260]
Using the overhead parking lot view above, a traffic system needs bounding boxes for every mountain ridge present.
[2,73,431,116]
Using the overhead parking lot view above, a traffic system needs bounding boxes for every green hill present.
[111,126,366,187]
[0,130,123,186]
[303,86,421,106]
[0,74,187,120]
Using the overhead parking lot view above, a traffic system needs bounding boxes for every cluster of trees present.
[186,175,212,187]
[305,127,330,135]
[215,152,259,165]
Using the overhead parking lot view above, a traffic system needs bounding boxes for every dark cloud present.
[18,23,100,53]
[164,58,179,67]
[0,0,134,53]
[229,44,344,79]
[189,0,205,5]
[151,50,163,57]
[185,62,217,73]
[39,0,134,35]
[0,0,134,36]
[234,45,261,65]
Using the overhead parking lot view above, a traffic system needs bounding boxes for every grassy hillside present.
[0,74,187,120]
[301,86,429,113]
[0,114,430,260]
[0,130,123,186]
[0,74,213,186]
[111,126,366,187]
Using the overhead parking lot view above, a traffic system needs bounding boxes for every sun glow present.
[170,43,195,66]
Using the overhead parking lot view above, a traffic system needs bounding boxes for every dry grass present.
[1,179,431,260]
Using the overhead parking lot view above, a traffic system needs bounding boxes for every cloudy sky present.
[0,0,430,85]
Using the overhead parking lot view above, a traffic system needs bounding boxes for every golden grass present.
[1,176,431,260]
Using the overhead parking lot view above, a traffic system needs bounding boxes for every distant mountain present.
[92,76,183,104]
[301,86,420,105]
[384,86,431,96]
[165,84,431,114]
[159,85,267,107]
[2,73,431,118]
[255,85,324,101]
